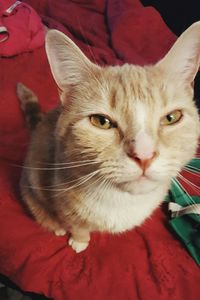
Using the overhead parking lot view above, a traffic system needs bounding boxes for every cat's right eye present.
[160,110,183,126]
[89,114,115,130]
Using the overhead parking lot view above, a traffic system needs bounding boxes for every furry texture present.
[17,23,200,253]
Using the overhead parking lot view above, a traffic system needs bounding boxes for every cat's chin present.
[117,176,161,195]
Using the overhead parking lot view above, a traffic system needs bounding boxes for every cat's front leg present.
[68,226,90,253]
[54,229,67,236]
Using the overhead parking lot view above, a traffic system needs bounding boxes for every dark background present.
[141,0,200,110]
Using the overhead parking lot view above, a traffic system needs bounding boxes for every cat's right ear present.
[45,30,100,96]
[156,21,200,85]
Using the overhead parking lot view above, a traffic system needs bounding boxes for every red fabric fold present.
[107,0,176,64]
[0,0,45,57]
[0,1,199,299]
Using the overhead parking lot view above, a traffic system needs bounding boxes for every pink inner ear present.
[156,22,200,85]
[134,131,155,160]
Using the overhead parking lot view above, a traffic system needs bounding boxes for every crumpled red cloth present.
[0,0,44,57]
[0,1,199,300]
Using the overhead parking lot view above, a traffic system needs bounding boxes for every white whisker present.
[38,159,98,165]
[11,161,100,171]
[171,178,197,206]
[52,170,100,198]
[22,170,100,193]
[182,167,200,177]
[76,17,99,66]
[172,177,200,215]
[184,165,200,172]
[177,174,200,193]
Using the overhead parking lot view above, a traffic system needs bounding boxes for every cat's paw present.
[68,237,89,253]
[55,229,66,236]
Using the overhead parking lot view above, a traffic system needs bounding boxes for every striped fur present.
[19,24,200,253]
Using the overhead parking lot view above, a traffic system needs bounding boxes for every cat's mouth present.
[116,175,160,194]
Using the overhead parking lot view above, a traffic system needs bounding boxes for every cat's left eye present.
[89,114,114,129]
[161,110,183,126]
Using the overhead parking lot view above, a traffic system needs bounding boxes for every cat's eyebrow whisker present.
[67,38,105,92]
[77,17,99,66]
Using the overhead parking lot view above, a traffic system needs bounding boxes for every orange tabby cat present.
[17,22,200,253]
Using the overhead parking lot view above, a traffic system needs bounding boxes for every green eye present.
[161,110,183,126]
[90,114,114,129]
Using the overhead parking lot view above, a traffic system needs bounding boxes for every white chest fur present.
[75,184,168,233]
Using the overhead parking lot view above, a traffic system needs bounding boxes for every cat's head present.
[45,23,200,195]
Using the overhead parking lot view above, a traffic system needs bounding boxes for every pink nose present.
[128,151,157,171]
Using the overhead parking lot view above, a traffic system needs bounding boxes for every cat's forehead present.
[109,65,153,96]
[93,64,191,133]
[72,63,191,126]
[101,65,165,119]
[102,64,191,115]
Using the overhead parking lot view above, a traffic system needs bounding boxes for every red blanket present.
[0,1,199,299]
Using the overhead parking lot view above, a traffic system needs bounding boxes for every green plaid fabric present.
[167,158,200,267]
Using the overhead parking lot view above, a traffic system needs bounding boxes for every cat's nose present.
[131,153,157,171]
[125,132,157,171]
[127,150,157,171]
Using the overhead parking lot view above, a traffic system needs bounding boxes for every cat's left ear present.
[157,21,200,84]
[45,30,100,97]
